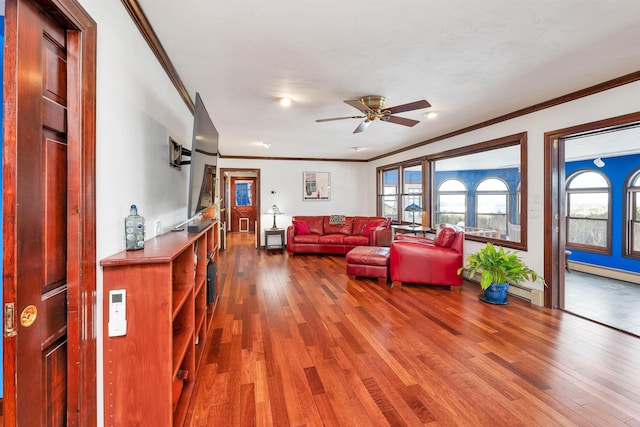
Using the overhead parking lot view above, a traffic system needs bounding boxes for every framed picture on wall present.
[303,171,331,201]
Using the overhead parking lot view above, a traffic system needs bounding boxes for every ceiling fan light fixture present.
[425,111,439,119]
[316,96,430,133]
[279,97,293,107]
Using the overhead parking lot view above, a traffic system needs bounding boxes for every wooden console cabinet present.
[101,221,219,426]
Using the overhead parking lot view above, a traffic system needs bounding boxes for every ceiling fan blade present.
[385,99,431,115]
[315,115,365,123]
[384,115,420,127]
[344,99,373,113]
[353,120,371,134]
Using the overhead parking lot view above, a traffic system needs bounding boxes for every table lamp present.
[404,203,422,228]
[265,204,284,229]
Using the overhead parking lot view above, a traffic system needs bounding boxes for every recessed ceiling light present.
[279,97,293,107]
[352,146,363,152]
[261,142,272,148]
[425,111,439,119]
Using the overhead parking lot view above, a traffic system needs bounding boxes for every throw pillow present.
[292,220,310,235]
[329,215,345,225]
[434,226,456,247]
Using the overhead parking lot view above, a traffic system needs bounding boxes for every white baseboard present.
[462,270,544,306]
[567,261,640,284]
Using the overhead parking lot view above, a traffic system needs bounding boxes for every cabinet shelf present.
[172,327,193,378]
[172,285,192,320]
[101,221,219,426]
[195,274,206,295]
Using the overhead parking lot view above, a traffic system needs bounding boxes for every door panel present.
[231,177,256,232]
[4,0,97,424]
[15,3,68,425]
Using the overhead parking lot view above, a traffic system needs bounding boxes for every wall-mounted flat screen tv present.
[187,92,218,231]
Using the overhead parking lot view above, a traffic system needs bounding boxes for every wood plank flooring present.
[187,232,640,426]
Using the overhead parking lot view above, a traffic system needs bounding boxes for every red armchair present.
[390,225,464,289]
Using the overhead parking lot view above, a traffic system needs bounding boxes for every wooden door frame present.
[2,0,96,425]
[220,168,261,246]
[544,111,640,308]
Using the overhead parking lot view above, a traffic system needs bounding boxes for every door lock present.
[5,303,16,337]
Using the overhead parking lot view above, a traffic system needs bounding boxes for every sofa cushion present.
[324,216,354,235]
[434,225,457,248]
[318,234,345,245]
[292,220,310,235]
[344,235,369,246]
[293,216,324,234]
[293,234,320,244]
[352,217,370,235]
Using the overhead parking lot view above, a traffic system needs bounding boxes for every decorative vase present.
[483,283,509,304]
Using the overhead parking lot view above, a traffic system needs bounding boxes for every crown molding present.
[120,0,194,113]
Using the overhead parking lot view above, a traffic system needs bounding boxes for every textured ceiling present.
[137,0,640,160]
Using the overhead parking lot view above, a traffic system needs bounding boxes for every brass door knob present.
[20,305,37,327]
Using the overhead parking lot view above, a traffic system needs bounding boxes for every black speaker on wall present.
[206,261,217,305]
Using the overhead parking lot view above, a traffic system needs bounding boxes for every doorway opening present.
[220,168,261,248]
[545,113,640,336]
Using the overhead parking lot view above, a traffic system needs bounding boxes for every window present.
[566,170,610,252]
[625,169,640,257]
[402,165,423,222]
[381,168,399,221]
[476,178,509,237]
[235,181,253,206]
[430,132,526,249]
[377,162,424,223]
[437,179,466,226]
[377,133,526,248]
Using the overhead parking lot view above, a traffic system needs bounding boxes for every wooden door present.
[2,0,97,425]
[231,177,256,232]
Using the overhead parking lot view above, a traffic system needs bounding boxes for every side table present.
[264,228,285,252]
[392,224,432,237]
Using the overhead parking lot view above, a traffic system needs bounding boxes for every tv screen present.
[188,93,219,222]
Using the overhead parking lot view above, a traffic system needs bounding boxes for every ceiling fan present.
[316,95,431,133]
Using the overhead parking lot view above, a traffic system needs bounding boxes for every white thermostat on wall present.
[108,289,127,337]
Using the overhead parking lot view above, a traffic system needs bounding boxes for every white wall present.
[218,158,369,243]
[78,1,195,424]
[367,81,640,291]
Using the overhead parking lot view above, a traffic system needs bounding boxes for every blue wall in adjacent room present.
[565,154,640,274]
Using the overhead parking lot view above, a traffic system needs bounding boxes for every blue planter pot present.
[483,283,509,304]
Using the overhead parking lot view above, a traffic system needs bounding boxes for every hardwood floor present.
[187,232,640,426]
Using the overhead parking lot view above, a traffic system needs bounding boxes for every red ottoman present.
[346,246,390,284]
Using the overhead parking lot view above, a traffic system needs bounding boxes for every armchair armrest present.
[286,225,295,253]
[371,226,391,247]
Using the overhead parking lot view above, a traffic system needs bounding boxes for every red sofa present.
[286,215,392,255]
[390,224,464,289]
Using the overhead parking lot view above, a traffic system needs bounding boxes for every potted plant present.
[457,242,545,304]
